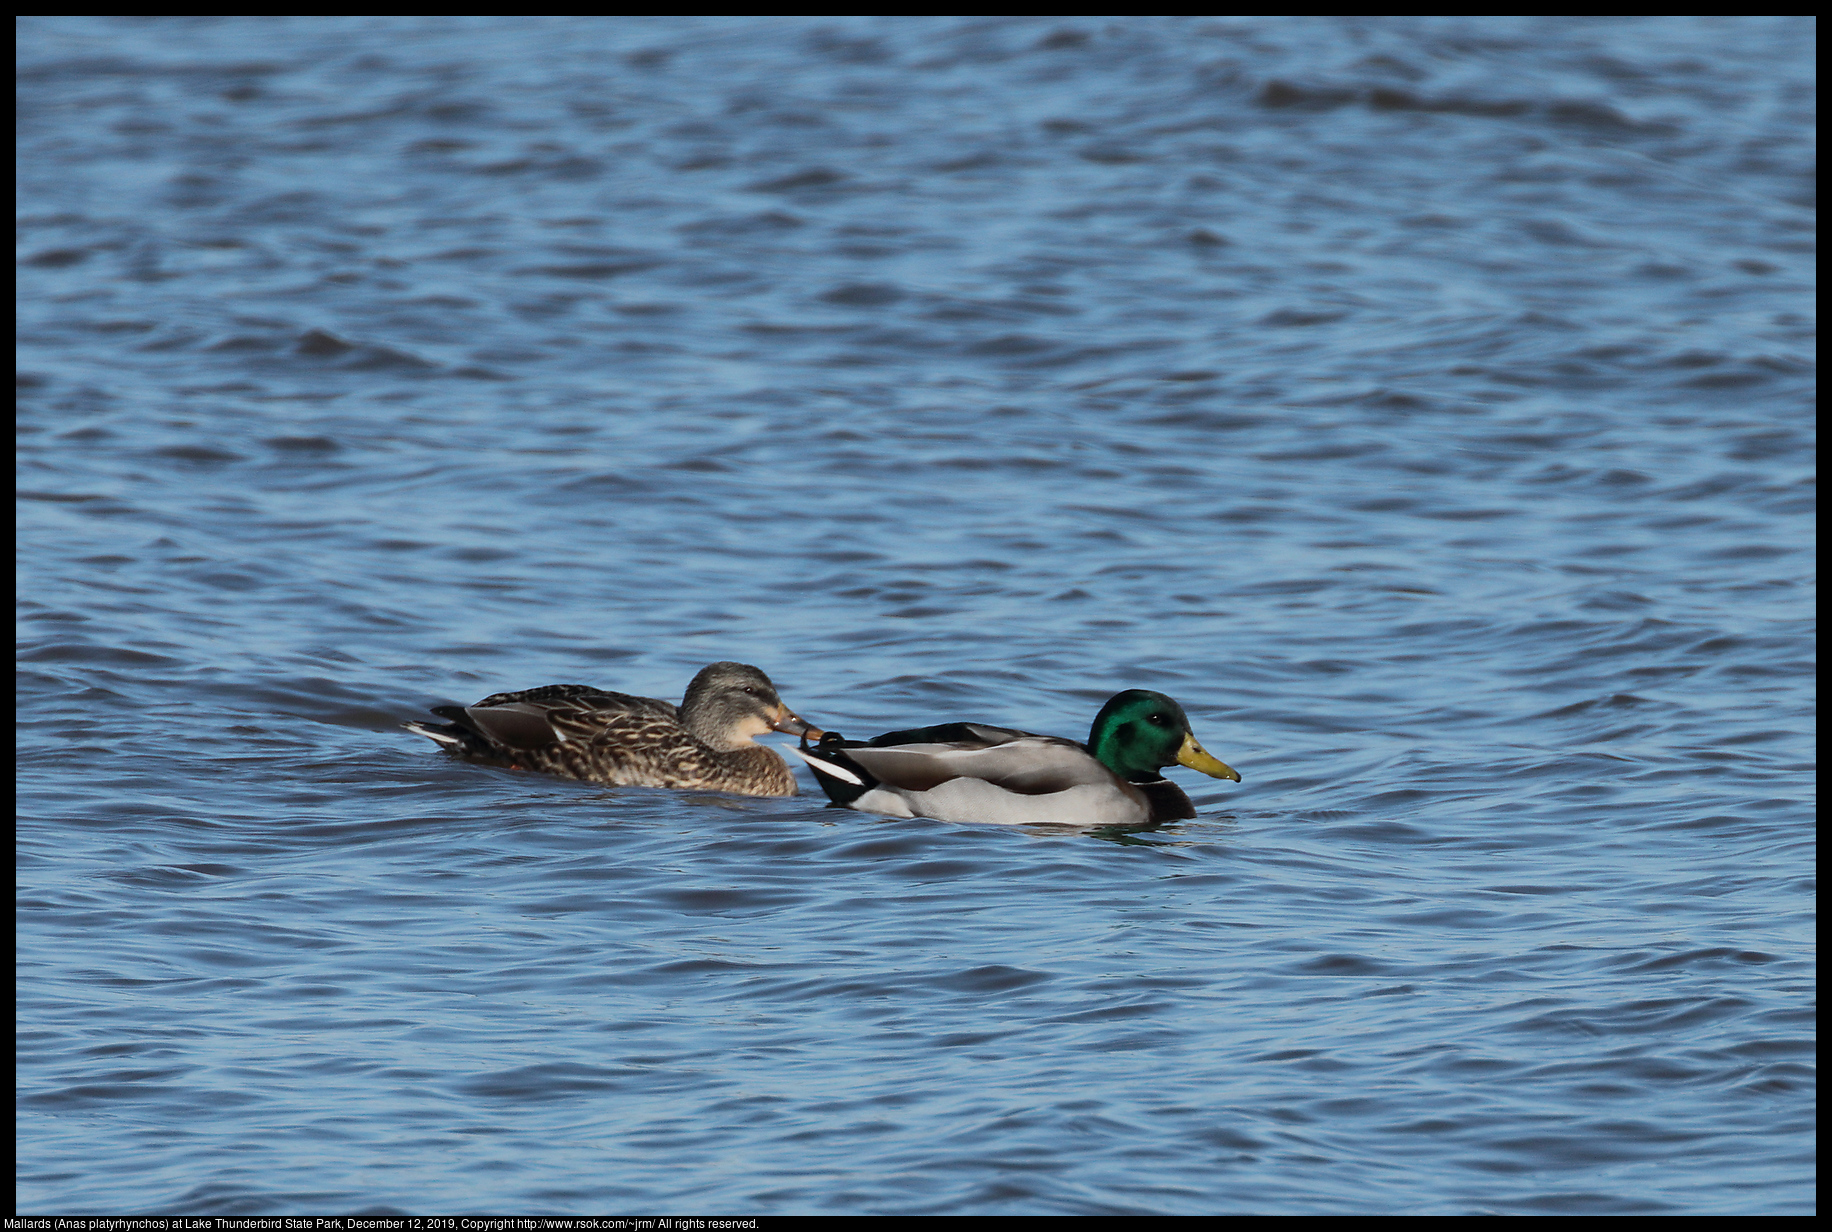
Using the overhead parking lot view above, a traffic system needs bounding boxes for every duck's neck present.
[1086,732,1164,783]
[689,722,754,753]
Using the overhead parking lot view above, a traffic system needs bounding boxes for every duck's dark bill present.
[770,709,823,739]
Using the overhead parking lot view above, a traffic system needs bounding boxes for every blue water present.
[16,15,1815,1216]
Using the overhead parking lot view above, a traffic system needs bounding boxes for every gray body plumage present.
[793,723,1190,826]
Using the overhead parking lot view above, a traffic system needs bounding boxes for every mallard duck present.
[789,689,1240,826]
[403,661,822,796]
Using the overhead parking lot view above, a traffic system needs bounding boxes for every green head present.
[1086,689,1241,783]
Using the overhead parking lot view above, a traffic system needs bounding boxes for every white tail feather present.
[787,745,864,787]
[403,721,464,750]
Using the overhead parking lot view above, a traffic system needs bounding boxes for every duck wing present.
[430,684,680,753]
[471,683,679,719]
[863,721,1030,747]
[844,732,1116,796]
[792,726,1152,825]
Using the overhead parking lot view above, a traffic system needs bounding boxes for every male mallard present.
[789,689,1240,825]
[403,661,822,796]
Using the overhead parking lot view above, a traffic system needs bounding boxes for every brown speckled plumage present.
[403,663,820,797]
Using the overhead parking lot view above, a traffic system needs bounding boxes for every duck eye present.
[1148,714,1168,725]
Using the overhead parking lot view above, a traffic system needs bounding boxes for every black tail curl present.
[799,729,878,806]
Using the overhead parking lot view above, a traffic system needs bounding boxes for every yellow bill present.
[1177,731,1241,782]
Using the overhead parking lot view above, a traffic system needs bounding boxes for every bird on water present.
[404,661,822,797]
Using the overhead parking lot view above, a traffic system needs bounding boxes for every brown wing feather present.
[473,683,678,719]
[458,702,578,750]
[422,690,791,796]
[522,713,792,794]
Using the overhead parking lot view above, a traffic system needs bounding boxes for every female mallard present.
[403,661,823,796]
[790,689,1240,826]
